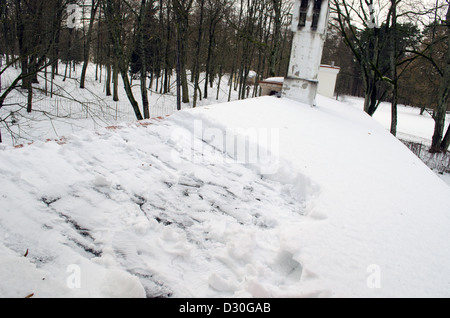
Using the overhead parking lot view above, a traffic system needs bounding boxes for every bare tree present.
[269,0,283,78]
[389,0,399,136]
[80,0,100,89]
[0,0,67,109]
[431,1,450,152]
[192,0,205,108]
[442,121,450,151]
[138,0,150,119]
[102,0,143,120]
[173,0,194,106]
[332,0,388,116]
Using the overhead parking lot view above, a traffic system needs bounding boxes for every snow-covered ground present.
[1,88,450,297]
[0,62,240,146]
[343,95,450,146]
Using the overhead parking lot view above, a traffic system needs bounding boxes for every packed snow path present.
[0,108,315,298]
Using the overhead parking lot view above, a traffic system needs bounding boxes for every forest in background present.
[0,0,294,114]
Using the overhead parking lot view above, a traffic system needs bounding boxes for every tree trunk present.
[106,63,112,96]
[0,53,2,94]
[181,59,189,104]
[139,0,150,119]
[229,0,243,102]
[172,0,193,104]
[363,67,379,117]
[193,0,205,108]
[63,61,69,81]
[269,0,282,77]
[121,71,143,121]
[113,59,119,102]
[431,4,450,153]
[21,57,30,89]
[176,25,182,111]
[216,63,223,100]
[390,0,398,136]
[102,0,143,120]
[27,85,32,113]
[441,124,450,152]
[228,60,236,102]
[44,57,48,95]
[16,0,29,90]
[106,44,112,96]
[51,2,61,79]
[80,0,99,89]
[204,29,213,100]
[390,85,398,136]
[163,1,171,94]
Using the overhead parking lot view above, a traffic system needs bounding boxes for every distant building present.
[317,64,340,99]
[260,64,340,99]
[259,77,285,97]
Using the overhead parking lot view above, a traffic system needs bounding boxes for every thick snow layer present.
[1,94,450,298]
[263,77,285,83]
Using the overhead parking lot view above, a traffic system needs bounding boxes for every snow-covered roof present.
[262,77,285,84]
[1,95,450,298]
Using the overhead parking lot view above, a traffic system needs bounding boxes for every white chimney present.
[282,0,330,106]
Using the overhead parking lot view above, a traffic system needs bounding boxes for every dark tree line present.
[0,0,71,111]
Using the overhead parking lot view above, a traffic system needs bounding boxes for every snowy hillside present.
[1,93,450,298]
